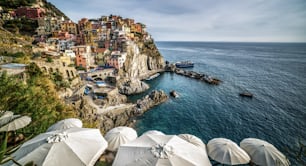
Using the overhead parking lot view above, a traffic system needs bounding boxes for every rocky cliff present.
[98,90,168,134]
[122,40,165,79]
[71,90,168,133]
[117,78,149,95]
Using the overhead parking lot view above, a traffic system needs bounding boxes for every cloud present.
[48,0,306,42]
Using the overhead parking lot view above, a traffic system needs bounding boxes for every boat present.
[239,92,253,98]
[146,73,160,81]
[175,61,194,68]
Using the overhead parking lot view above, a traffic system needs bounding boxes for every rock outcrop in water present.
[117,78,149,95]
[134,90,169,114]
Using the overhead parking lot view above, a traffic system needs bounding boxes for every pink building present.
[106,53,127,69]
[107,55,119,69]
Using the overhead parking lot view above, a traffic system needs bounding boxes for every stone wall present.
[33,59,77,79]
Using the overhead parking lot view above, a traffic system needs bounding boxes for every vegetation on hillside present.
[3,18,38,35]
[0,27,33,58]
[0,0,37,9]
[0,63,77,135]
[0,0,69,36]
[138,39,161,57]
[0,0,68,19]
[1,52,31,64]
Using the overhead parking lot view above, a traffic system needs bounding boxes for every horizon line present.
[155,40,306,44]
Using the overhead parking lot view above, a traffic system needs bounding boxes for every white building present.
[63,50,76,58]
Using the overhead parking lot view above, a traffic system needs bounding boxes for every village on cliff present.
[0,5,168,115]
[1,5,154,74]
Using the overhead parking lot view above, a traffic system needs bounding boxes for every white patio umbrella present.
[0,111,14,120]
[0,115,31,132]
[113,134,212,166]
[142,130,165,136]
[46,118,83,132]
[178,134,211,166]
[4,127,108,166]
[105,126,137,151]
[240,138,290,166]
[178,134,206,148]
[207,138,250,165]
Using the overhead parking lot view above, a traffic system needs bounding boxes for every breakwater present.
[165,64,221,85]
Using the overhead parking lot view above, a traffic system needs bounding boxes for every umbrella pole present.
[0,132,8,163]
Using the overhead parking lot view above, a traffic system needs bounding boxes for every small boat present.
[239,92,253,98]
[146,73,160,81]
[175,61,194,68]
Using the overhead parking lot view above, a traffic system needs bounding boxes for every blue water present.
[132,42,306,165]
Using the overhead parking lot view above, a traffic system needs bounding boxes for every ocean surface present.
[131,42,306,165]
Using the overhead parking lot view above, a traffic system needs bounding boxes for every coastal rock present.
[135,90,168,114]
[117,78,149,95]
[165,63,176,72]
[170,90,179,98]
[97,90,168,134]
[93,88,127,108]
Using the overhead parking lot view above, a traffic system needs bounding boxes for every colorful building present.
[75,55,87,68]
[71,45,93,68]
[61,21,78,34]
[107,52,127,69]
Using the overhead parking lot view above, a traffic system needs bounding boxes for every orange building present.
[131,23,142,34]
[75,55,87,68]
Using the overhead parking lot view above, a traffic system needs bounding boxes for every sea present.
[130,42,306,165]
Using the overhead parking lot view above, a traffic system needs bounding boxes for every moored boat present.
[239,92,253,98]
[175,61,194,68]
[146,73,160,81]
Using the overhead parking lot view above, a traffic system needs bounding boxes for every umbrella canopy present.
[4,127,108,166]
[113,134,212,166]
[142,130,165,136]
[240,138,290,166]
[0,111,14,120]
[105,126,137,151]
[0,115,31,132]
[178,134,206,148]
[207,138,250,165]
[46,118,83,132]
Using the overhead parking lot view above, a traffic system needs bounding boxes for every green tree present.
[0,68,77,135]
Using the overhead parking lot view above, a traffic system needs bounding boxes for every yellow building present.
[61,21,78,34]
[60,56,74,67]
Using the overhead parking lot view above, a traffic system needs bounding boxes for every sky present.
[48,0,306,42]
